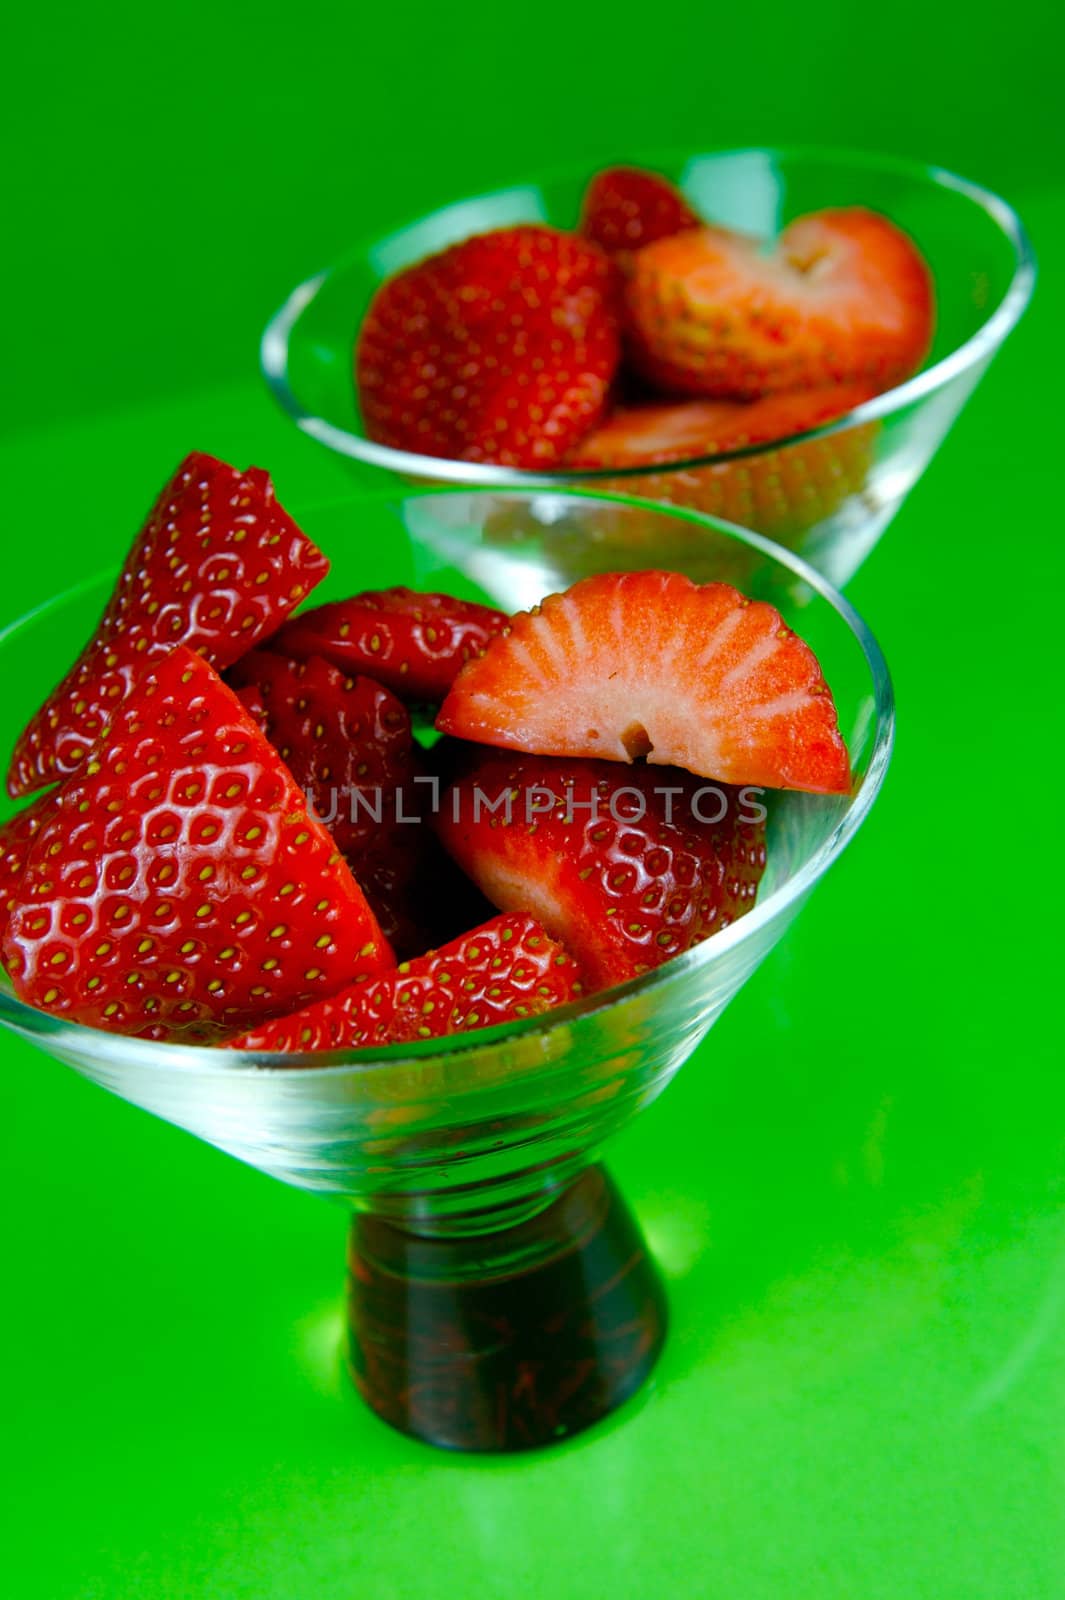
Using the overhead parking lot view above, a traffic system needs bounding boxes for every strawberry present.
[579,165,701,257]
[434,752,766,990]
[623,208,934,399]
[225,651,418,864]
[227,911,581,1053]
[564,383,878,542]
[355,226,621,467]
[225,650,496,959]
[267,588,509,703]
[7,452,329,799]
[226,649,427,956]
[0,790,58,943]
[2,648,392,1040]
[566,384,876,469]
[436,571,851,795]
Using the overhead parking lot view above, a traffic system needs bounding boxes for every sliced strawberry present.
[0,790,58,943]
[227,911,581,1053]
[566,384,876,467]
[435,753,766,990]
[436,571,851,795]
[225,651,417,861]
[267,588,509,703]
[2,648,392,1039]
[579,166,701,257]
[356,226,621,467]
[225,650,495,958]
[564,384,878,541]
[624,208,934,399]
[7,452,329,799]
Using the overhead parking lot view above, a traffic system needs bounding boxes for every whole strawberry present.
[3,648,392,1039]
[435,751,766,990]
[356,226,621,467]
[579,165,701,257]
[7,452,329,798]
[228,912,581,1053]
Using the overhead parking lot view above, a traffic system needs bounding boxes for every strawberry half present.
[356,226,621,467]
[267,588,509,703]
[7,452,329,799]
[2,648,392,1039]
[624,208,934,399]
[565,384,878,541]
[566,384,876,469]
[579,165,701,257]
[435,753,766,990]
[436,571,851,794]
[227,911,581,1053]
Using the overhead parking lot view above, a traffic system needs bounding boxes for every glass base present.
[347,1165,667,1452]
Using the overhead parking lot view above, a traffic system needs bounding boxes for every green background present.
[2,6,1063,1597]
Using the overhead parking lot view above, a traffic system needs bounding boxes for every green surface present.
[2,10,1064,1597]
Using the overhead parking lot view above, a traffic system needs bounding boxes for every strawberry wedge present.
[436,571,851,794]
[436,753,766,990]
[7,452,329,797]
[267,588,509,703]
[228,912,581,1053]
[3,648,392,1039]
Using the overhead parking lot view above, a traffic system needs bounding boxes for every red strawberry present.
[226,650,426,954]
[579,165,701,257]
[566,384,876,468]
[225,650,496,958]
[7,452,329,799]
[225,651,418,862]
[268,588,509,703]
[227,911,581,1053]
[2,648,392,1040]
[0,790,58,943]
[624,208,934,399]
[437,571,851,795]
[435,753,766,990]
[355,226,621,467]
[564,384,878,542]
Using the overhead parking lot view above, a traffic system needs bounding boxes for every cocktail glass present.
[0,488,893,1451]
[261,147,1034,589]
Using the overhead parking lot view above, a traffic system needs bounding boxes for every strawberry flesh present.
[2,648,392,1039]
[435,752,766,990]
[267,588,509,703]
[227,911,581,1053]
[356,226,621,466]
[437,570,851,795]
[7,452,329,798]
[624,208,934,399]
[566,383,877,467]
[580,165,701,256]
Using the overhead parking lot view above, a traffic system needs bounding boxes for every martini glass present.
[261,146,1033,589]
[0,488,893,1452]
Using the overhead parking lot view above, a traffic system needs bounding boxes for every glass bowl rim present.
[0,483,895,1078]
[260,142,1037,482]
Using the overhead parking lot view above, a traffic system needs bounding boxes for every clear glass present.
[261,146,1034,589]
[0,489,894,1450]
